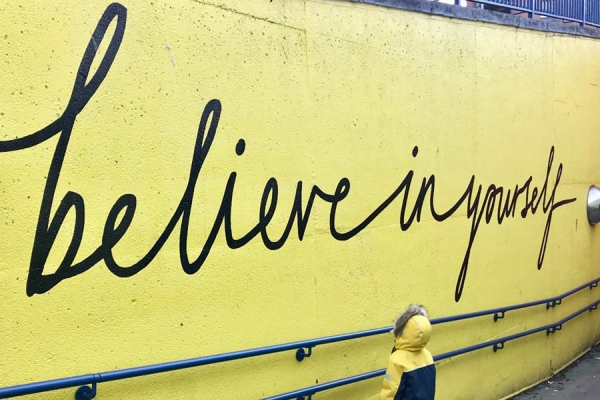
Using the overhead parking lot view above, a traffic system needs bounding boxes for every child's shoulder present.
[389,348,433,367]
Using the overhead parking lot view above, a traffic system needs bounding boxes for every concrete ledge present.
[352,0,600,38]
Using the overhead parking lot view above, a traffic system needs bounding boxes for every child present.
[379,304,436,400]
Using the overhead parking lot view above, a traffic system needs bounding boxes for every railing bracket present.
[546,299,562,309]
[296,347,313,362]
[74,382,97,400]
[590,305,598,311]
[493,342,505,352]
[591,282,598,289]
[493,311,505,322]
[546,324,563,335]
[296,394,312,400]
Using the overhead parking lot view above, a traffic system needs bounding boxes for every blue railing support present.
[0,277,598,399]
[296,347,313,362]
[546,324,563,335]
[494,311,505,321]
[74,381,97,400]
[546,299,562,309]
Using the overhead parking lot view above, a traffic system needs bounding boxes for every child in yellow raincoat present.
[379,305,436,400]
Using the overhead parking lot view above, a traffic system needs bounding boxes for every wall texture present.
[1,0,600,399]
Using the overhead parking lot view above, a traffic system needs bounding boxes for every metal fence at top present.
[461,0,600,26]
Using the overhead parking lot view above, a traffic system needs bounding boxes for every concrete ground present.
[510,345,600,399]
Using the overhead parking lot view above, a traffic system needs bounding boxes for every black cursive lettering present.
[0,3,577,301]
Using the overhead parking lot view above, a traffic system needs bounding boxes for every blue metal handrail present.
[263,299,600,400]
[0,277,598,399]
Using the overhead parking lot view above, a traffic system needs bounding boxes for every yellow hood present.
[394,315,431,352]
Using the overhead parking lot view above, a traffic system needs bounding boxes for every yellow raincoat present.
[379,315,436,400]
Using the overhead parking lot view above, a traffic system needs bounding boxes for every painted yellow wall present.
[1,0,600,399]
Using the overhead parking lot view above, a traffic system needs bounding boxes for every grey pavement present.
[511,345,600,399]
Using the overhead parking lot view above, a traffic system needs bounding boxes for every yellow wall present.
[1,0,600,399]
